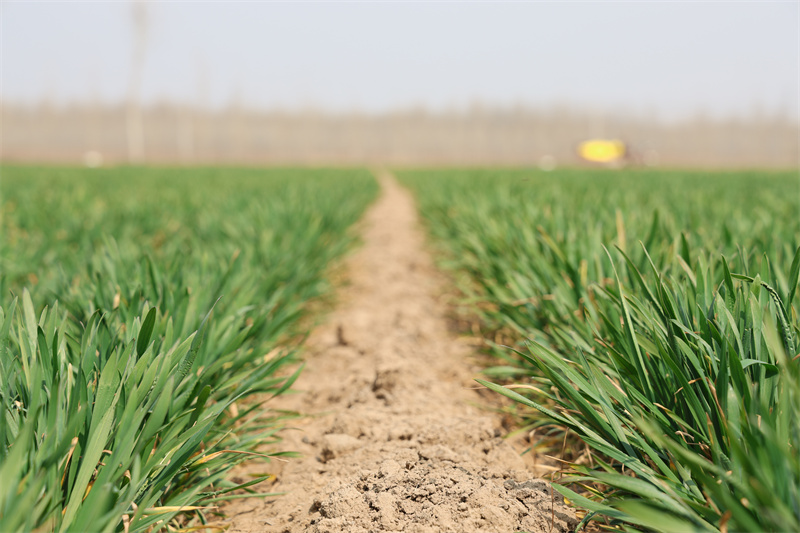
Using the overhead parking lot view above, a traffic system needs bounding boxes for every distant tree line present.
[1,102,796,168]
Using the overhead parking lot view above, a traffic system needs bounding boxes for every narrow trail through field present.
[224,172,576,533]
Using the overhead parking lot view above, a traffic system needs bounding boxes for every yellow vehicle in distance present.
[577,139,628,165]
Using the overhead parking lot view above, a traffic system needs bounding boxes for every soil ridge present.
[224,172,576,533]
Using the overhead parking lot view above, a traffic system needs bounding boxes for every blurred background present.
[2,1,798,168]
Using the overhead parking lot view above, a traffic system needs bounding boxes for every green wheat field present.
[2,165,798,532]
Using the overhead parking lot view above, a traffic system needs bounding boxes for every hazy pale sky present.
[2,1,798,119]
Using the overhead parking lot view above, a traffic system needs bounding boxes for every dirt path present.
[224,172,576,533]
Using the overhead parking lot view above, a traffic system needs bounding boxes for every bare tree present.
[126,0,147,164]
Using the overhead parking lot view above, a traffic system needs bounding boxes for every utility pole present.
[126,0,147,164]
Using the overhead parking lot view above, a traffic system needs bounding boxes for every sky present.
[2,1,798,120]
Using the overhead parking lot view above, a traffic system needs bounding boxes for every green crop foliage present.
[0,166,377,532]
[401,168,800,532]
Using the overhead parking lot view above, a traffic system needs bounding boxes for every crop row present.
[0,167,377,532]
[401,168,800,532]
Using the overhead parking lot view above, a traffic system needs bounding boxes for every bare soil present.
[222,172,577,533]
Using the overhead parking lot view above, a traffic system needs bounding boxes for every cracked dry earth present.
[223,173,577,533]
